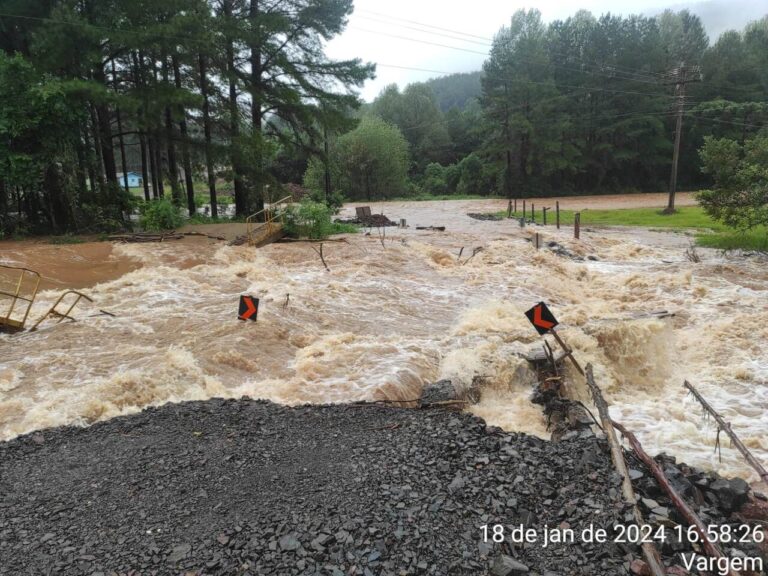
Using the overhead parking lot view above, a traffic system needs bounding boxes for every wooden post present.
[507,199,513,218]
[685,381,768,484]
[556,201,560,229]
[514,198,517,213]
[585,366,667,576]
[543,207,549,226]
[522,200,526,220]
[550,329,585,376]
[531,203,535,223]
[574,212,581,239]
[534,233,540,250]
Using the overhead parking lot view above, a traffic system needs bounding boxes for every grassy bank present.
[499,206,767,252]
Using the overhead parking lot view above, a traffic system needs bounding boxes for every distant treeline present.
[342,9,767,202]
[0,0,372,235]
[1,3,767,235]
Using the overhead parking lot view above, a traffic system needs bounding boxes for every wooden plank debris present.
[585,364,667,576]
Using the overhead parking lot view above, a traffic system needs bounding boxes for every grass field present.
[501,206,768,252]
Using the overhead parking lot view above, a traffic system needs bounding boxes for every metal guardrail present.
[0,265,41,332]
[30,290,94,332]
[245,195,293,247]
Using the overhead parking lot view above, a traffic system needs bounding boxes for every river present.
[1,195,765,487]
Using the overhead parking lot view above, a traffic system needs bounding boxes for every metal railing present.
[245,195,293,247]
[0,265,41,332]
[30,290,94,331]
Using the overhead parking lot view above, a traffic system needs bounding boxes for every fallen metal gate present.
[30,290,94,331]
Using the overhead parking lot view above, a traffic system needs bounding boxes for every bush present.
[140,198,184,231]
[282,199,355,239]
[308,187,346,214]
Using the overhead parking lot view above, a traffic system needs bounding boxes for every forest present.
[0,1,766,234]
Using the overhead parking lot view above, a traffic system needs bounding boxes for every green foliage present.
[282,199,356,239]
[139,198,184,231]
[370,84,452,171]
[697,135,768,231]
[305,117,410,202]
[696,228,768,252]
[0,0,374,233]
[422,163,447,195]
[456,154,485,195]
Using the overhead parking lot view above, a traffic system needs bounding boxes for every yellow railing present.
[245,195,293,247]
[0,265,41,332]
[30,290,94,332]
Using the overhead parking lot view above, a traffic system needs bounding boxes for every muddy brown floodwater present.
[0,195,765,489]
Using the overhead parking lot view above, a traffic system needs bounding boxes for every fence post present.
[575,212,581,239]
[531,203,535,223]
[556,201,560,229]
[543,207,549,226]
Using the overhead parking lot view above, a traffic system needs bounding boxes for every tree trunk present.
[139,132,151,201]
[153,132,165,198]
[111,61,130,192]
[116,107,129,191]
[249,0,264,217]
[148,135,159,199]
[88,104,106,191]
[198,53,218,218]
[172,53,196,217]
[162,58,182,204]
[92,66,118,187]
[75,133,88,195]
[224,0,247,216]
[131,51,152,202]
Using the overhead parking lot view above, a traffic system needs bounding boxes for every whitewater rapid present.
[0,198,765,485]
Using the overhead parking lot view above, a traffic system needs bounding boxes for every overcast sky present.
[325,0,768,101]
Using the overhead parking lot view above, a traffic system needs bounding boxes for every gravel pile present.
[1,399,635,576]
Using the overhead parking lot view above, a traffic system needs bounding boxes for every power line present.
[351,27,489,56]
[358,9,670,82]
[357,9,494,42]
[356,15,492,48]
[376,63,455,75]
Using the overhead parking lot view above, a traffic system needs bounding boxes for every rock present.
[641,498,660,511]
[710,478,750,512]
[419,379,459,406]
[491,554,530,575]
[448,474,466,493]
[663,465,693,498]
[279,533,301,551]
[628,469,644,480]
[167,543,191,563]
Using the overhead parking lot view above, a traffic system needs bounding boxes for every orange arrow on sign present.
[533,304,555,330]
[239,296,258,321]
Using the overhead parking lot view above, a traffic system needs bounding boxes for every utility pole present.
[664,62,700,214]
